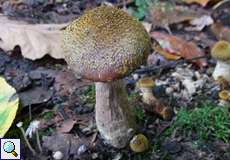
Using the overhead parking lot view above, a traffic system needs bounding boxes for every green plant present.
[165,103,230,142]
[133,106,146,122]
[42,111,55,120]
[81,85,96,103]
[128,0,153,20]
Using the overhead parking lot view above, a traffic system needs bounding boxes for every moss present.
[62,6,151,82]
[164,103,230,142]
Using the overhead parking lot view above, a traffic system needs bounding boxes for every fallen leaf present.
[57,119,76,133]
[0,15,67,60]
[211,22,230,42]
[151,32,207,67]
[153,43,181,60]
[0,77,19,137]
[148,2,202,32]
[19,86,53,107]
[186,15,214,31]
[182,0,210,6]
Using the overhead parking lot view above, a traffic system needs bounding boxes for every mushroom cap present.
[211,40,230,61]
[62,6,151,82]
[218,90,230,101]
[137,77,155,88]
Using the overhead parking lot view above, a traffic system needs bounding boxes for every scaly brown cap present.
[211,40,230,61]
[62,6,151,82]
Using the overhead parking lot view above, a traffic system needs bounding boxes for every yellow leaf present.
[153,44,181,60]
[182,0,210,6]
[0,77,19,138]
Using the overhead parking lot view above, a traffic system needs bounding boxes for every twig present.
[29,104,32,121]
[36,130,43,153]
[134,55,210,74]
[213,0,230,9]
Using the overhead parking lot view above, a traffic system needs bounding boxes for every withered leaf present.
[0,15,67,60]
[151,32,207,67]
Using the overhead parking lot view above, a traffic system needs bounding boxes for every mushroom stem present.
[95,79,136,148]
[213,60,230,82]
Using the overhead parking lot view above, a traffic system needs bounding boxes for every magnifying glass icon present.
[3,141,18,157]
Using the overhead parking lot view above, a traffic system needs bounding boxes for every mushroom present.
[211,40,230,82]
[219,90,230,101]
[129,134,149,153]
[136,77,174,120]
[62,6,151,148]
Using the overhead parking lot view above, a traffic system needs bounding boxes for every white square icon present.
[0,139,21,159]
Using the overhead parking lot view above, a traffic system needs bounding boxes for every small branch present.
[134,55,210,74]
[36,130,43,153]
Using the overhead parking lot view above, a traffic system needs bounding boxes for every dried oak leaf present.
[0,15,67,60]
[151,32,207,67]
[57,119,77,133]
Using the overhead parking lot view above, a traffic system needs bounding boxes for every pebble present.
[91,153,99,159]
[53,151,64,160]
[77,144,88,155]
[132,73,139,81]
[182,79,196,95]
[166,87,174,95]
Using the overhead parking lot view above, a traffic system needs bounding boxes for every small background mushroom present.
[211,40,230,82]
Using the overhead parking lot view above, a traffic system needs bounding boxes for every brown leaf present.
[182,0,223,6]
[153,43,181,60]
[151,32,207,67]
[211,22,230,42]
[0,15,67,60]
[19,86,53,107]
[57,119,77,133]
[149,2,201,30]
